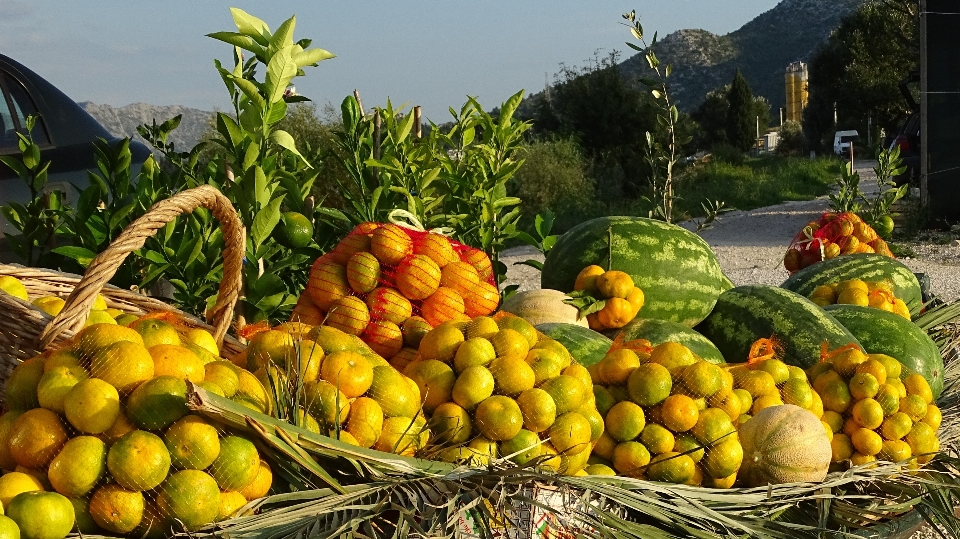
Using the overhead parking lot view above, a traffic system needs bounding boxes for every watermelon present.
[781,253,922,316]
[540,216,733,328]
[823,304,944,399]
[695,285,860,369]
[613,318,725,364]
[536,323,612,367]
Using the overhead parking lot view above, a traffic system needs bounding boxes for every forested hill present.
[619,0,866,111]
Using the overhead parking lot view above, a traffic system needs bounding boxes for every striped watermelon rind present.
[540,216,733,328]
[613,318,726,364]
[781,253,922,315]
[536,323,612,367]
[694,285,860,369]
[823,304,944,399]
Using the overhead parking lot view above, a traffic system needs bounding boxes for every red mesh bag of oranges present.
[784,212,894,274]
[296,222,500,365]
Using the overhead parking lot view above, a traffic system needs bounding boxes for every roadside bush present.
[709,144,746,166]
[675,156,835,217]
[511,138,595,231]
[777,120,805,155]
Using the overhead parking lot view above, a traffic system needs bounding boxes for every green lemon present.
[273,212,314,249]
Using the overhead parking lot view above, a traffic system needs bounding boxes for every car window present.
[840,135,858,143]
[0,71,51,147]
[0,80,15,151]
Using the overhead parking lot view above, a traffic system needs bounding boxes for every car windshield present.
[840,135,857,143]
[0,71,51,147]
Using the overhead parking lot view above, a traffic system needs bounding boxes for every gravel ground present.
[503,160,960,303]
[500,161,958,538]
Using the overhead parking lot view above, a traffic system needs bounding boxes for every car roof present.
[0,53,114,147]
[835,130,859,137]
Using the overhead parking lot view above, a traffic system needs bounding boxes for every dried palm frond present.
[185,383,960,539]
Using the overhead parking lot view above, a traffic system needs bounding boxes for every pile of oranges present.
[241,324,429,456]
[784,212,893,273]
[0,314,274,538]
[807,279,911,320]
[401,314,601,475]
[808,345,940,467]
[296,223,499,365]
[571,266,645,331]
[587,341,743,487]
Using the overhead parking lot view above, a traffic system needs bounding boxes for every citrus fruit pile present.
[241,323,430,456]
[570,266,644,331]
[296,222,499,366]
[727,343,825,428]
[784,212,893,273]
[587,340,743,487]
[807,345,940,467]
[807,279,911,320]
[403,314,601,476]
[0,315,274,538]
[0,274,135,327]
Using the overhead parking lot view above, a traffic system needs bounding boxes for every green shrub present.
[511,138,595,231]
[709,144,746,166]
[675,156,836,217]
[777,120,805,156]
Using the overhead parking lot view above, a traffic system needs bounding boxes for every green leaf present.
[206,32,265,56]
[229,75,266,109]
[265,46,298,104]
[251,196,283,249]
[266,100,288,125]
[51,246,97,267]
[498,90,524,128]
[267,15,296,59]
[230,7,270,45]
[271,129,311,167]
[216,113,245,148]
[293,48,335,67]
[0,156,28,178]
[143,250,167,264]
[108,202,136,232]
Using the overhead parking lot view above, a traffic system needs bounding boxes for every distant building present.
[784,62,808,123]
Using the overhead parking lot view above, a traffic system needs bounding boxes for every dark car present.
[0,53,150,238]
[888,71,920,187]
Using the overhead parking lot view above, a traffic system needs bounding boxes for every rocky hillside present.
[81,102,214,152]
[619,0,866,111]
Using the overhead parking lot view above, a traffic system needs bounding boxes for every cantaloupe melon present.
[737,404,831,487]
[501,289,588,328]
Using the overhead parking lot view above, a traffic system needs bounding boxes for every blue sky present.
[0,0,780,121]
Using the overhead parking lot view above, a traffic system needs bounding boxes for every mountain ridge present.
[80,101,214,152]
[621,0,867,111]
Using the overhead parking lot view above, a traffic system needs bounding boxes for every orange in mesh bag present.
[0,311,277,536]
[808,342,940,469]
[783,212,894,273]
[589,336,742,486]
[301,222,499,364]
[393,313,601,475]
[241,321,431,456]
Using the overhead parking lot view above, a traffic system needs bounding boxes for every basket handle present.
[39,185,244,349]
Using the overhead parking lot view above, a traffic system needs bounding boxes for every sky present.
[0,0,781,122]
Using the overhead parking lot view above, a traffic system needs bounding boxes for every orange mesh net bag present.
[237,320,431,456]
[783,212,894,274]
[0,310,276,536]
[392,312,601,476]
[584,334,837,487]
[298,222,499,365]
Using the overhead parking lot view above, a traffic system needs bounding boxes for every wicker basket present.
[0,185,245,387]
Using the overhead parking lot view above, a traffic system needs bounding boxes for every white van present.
[833,130,859,155]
